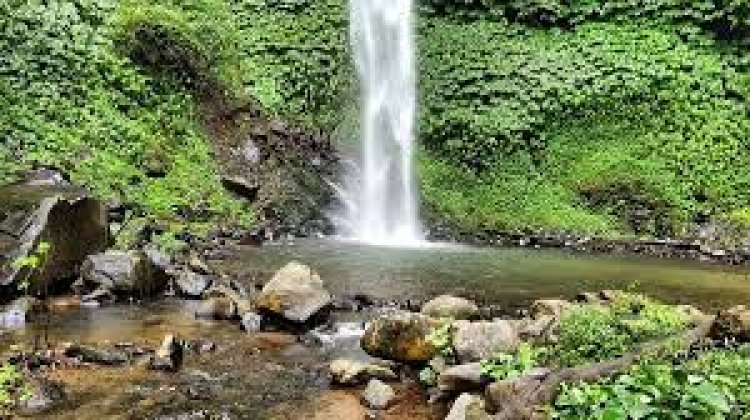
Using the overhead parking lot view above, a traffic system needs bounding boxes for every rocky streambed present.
[4,181,750,419]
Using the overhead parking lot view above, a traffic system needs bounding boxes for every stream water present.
[222,239,750,311]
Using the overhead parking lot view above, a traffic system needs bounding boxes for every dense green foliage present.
[554,361,733,419]
[481,342,547,380]
[231,0,351,132]
[554,346,750,418]
[0,0,252,242]
[418,13,750,236]
[553,294,689,366]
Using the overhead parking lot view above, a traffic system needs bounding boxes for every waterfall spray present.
[338,0,422,246]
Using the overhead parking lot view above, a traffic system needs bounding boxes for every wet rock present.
[710,305,750,341]
[145,248,172,272]
[438,363,485,393]
[176,270,211,298]
[361,311,438,363]
[63,343,128,365]
[0,185,108,290]
[454,320,519,363]
[329,359,397,386]
[445,393,491,420]
[19,376,66,415]
[241,311,264,332]
[530,299,571,319]
[256,261,331,323]
[149,334,184,372]
[81,250,166,295]
[204,284,254,316]
[0,297,41,326]
[221,176,259,201]
[81,287,115,307]
[188,253,213,275]
[195,297,236,320]
[361,379,395,409]
[421,295,479,320]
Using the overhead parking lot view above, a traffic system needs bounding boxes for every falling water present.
[338,0,422,246]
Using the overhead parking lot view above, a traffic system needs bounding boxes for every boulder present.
[195,297,236,320]
[0,185,108,290]
[0,297,42,327]
[530,299,571,319]
[421,295,479,320]
[454,320,519,363]
[256,261,331,323]
[361,311,438,363]
[175,270,211,298]
[438,363,485,393]
[81,250,166,295]
[361,379,395,409]
[445,393,491,420]
[329,359,397,385]
[710,305,750,341]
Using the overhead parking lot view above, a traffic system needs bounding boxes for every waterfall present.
[338,0,423,246]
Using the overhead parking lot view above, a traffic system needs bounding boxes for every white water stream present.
[337,0,423,246]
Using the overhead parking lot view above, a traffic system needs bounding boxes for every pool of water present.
[220,239,750,311]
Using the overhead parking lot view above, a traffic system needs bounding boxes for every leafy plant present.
[481,342,547,381]
[11,241,52,293]
[552,294,688,367]
[553,362,734,419]
[0,364,31,411]
[426,319,456,358]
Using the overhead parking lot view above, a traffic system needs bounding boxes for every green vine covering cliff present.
[2,0,750,240]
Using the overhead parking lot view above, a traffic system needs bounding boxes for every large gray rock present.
[445,393,491,420]
[438,363,485,393]
[0,185,108,290]
[81,250,166,295]
[256,261,331,323]
[361,311,439,363]
[421,295,479,320]
[362,379,395,409]
[329,359,397,385]
[453,320,520,363]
